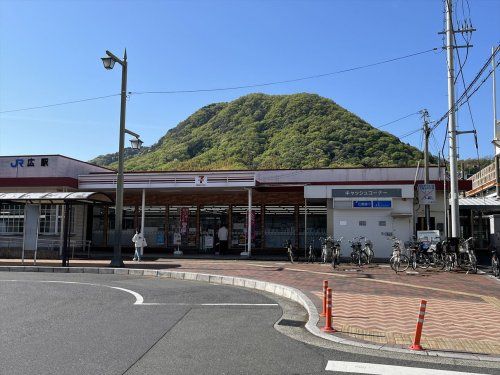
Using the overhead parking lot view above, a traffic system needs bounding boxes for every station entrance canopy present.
[0,192,113,204]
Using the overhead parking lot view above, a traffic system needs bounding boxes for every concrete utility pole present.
[493,46,500,198]
[445,0,460,238]
[422,109,431,230]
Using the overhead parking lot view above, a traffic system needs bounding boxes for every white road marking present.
[325,361,490,375]
[141,303,279,306]
[0,280,278,307]
[0,280,144,304]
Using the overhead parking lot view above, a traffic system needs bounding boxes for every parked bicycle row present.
[285,235,500,278]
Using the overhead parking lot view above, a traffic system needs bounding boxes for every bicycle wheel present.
[493,259,500,278]
[365,248,374,264]
[358,252,368,267]
[468,254,477,274]
[418,253,431,269]
[411,254,417,270]
[390,255,409,272]
[433,254,445,270]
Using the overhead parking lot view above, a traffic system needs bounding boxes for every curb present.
[2,265,499,363]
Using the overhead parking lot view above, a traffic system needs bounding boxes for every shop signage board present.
[333,188,402,198]
[417,230,441,242]
[352,200,392,208]
[417,184,436,204]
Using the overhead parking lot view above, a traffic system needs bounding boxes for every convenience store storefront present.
[81,172,327,255]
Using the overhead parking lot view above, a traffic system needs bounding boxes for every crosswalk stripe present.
[325,361,490,375]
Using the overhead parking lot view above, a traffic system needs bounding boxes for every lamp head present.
[130,137,143,150]
[101,56,115,70]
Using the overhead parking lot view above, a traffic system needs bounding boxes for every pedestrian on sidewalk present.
[217,223,228,255]
[132,229,146,261]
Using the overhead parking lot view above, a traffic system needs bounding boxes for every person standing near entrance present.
[218,224,228,255]
[132,229,146,261]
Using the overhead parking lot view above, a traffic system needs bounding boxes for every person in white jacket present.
[132,229,146,261]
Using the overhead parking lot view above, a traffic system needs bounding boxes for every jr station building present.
[0,154,472,259]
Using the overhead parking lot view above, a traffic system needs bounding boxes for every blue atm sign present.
[353,201,372,208]
[353,200,392,208]
[373,200,392,208]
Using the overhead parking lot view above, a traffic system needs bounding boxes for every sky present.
[0,0,499,162]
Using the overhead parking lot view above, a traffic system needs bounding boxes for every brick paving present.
[2,258,499,355]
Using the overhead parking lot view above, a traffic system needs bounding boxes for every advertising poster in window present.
[180,207,189,235]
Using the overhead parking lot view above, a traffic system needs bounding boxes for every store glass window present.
[265,206,295,248]
[92,206,106,246]
[108,206,136,246]
[140,206,166,247]
[231,206,261,249]
[200,206,228,252]
[299,205,327,249]
[0,204,24,234]
[168,206,197,248]
[39,205,60,234]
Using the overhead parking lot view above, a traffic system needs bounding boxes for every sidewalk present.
[2,257,499,356]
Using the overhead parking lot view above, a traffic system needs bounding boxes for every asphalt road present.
[0,272,498,375]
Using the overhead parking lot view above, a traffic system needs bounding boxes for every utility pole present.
[493,45,500,198]
[422,109,431,230]
[444,0,460,238]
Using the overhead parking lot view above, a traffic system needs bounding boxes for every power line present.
[399,128,422,140]
[374,111,421,130]
[129,48,439,95]
[431,48,500,132]
[0,47,439,114]
[0,94,121,114]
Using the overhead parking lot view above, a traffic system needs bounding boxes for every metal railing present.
[0,236,91,259]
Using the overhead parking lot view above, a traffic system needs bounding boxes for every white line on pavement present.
[0,280,144,305]
[140,303,279,306]
[0,280,278,307]
[325,361,490,375]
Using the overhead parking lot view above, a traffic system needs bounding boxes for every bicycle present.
[331,237,343,269]
[389,237,409,273]
[361,237,374,264]
[409,240,430,270]
[350,237,368,267]
[458,237,477,274]
[492,247,500,278]
[285,239,296,264]
[306,243,316,263]
[320,237,333,264]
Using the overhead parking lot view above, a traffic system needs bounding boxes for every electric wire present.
[0,47,439,114]
[0,94,121,114]
[431,49,499,132]
[128,48,439,95]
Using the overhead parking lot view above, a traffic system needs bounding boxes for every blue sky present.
[0,0,498,162]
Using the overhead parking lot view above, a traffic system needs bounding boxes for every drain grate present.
[277,319,306,327]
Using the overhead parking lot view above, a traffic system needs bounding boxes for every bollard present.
[321,287,336,333]
[409,299,427,350]
[320,280,328,317]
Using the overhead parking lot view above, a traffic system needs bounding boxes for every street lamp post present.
[101,49,142,267]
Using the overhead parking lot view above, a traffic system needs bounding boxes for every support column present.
[304,198,308,258]
[228,205,233,250]
[140,189,146,256]
[241,189,252,257]
[295,205,299,249]
[165,205,169,248]
[196,205,200,250]
[327,199,334,237]
[261,205,265,250]
[103,206,109,247]
[62,203,70,267]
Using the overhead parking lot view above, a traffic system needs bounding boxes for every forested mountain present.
[90,93,424,170]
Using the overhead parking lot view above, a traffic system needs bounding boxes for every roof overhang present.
[458,197,500,210]
[0,192,113,204]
